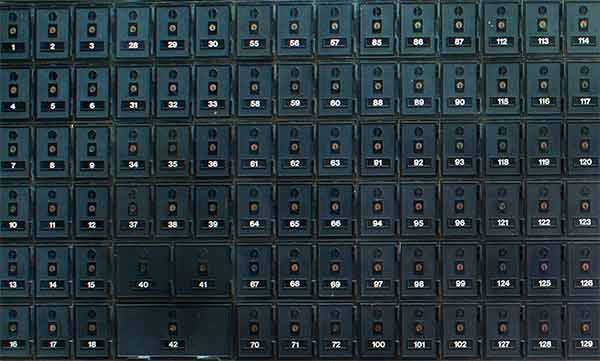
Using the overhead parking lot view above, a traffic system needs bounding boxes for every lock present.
[236,245,273,297]
[567,63,600,114]
[156,126,191,177]
[36,127,70,179]
[237,184,273,237]
[36,246,71,298]
[195,125,231,177]
[116,66,151,119]
[278,305,313,357]
[400,182,437,237]
[277,124,314,177]
[442,244,479,297]
[400,243,437,297]
[442,182,479,237]
[401,63,438,115]
[401,305,437,358]
[174,245,232,297]
[566,2,600,54]
[360,244,396,297]
[0,9,30,60]
[483,3,520,55]
[0,246,30,297]
[74,186,110,238]
[485,244,521,297]
[441,3,477,55]
[278,64,313,116]
[196,65,231,117]
[0,305,31,357]
[360,184,396,237]
[75,305,109,358]
[74,246,109,298]
[0,68,30,119]
[156,185,191,238]
[442,63,478,114]
[526,244,562,297]
[318,123,354,177]
[317,4,352,56]
[116,126,152,178]
[238,304,273,357]
[318,183,353,237]
[567,181,600,235]
[36,67,71,119]
[318,244,353,298]
[567,303,600,357]
[75,67,110,118]
[526,122,562,175]
[237,5,272,57]
[567,122,600,174]
[75,8,109,58]
[568,243,600,297]
[442,304,479,358]
[115,185,152,238]
[527,304,563,356]
[360,63,396,115]
[485,63,521,114]
[484,182,521,237]
[35,186,70,239]
[75,127,110,179]
[195,185,231,238]
[442,123,478,176]
[277,4,313,56]
[400,3,436,55]
[36,305,71,358]
[196,5,230,57]
[35,8,70,59]
[238,64,273,117]
[156,6,190,57]
[360,304,396,357]
[0,127,29,179]
[318,63,354,117]
[114,245,171,298]
[526,62,562,114]
[525,2,560,54]
[485,304,521,357]
[0,186,29,239]
[237,124,273,177]
[485,122,521,175]
[401,123,437,176]
[360,123,395,176]
[278,245,312,297]
[115,7,151,58]
[359,3,395,56]
[156,66,191,118]
[278,184,312,238]
[318,304,353,357]
[526,181,563,236]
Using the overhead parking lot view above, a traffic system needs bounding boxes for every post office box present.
[442,244,479,297]
[195,185,231,238]
[36,246,71,298]
[75,305,109,358]
[114,245,171,298]
[527,304,563,356]
[74,186,110,238]
[195,125,231,177]
[35,8,70,59]
[568,244,600,297]
[75,8,109,59]
[360,304,396,357]
[567,63,600,114]
[401,123,437,176]
[237,184,273,237]
[400,244,437,297]
[524,2,561,54]
[196,65,231,117]
[360,63,396,116]
[0,246,30,298]
[400,4,436,55]
[237,124,273,177]
[116,126,152,178]
[485,304,521,358]
[485,244,521,297]
[441,3,477,55]
[484,182,521,237]
[116,66,151,119]
[115,7,151,58]
[156,185,191,238]
[318,63,354,117]
[318,304,353,357]
[155,6,190,58]
[360,123,395,177]
[442,123,478,176]
[401,63,438,115]
[277,124,314,177]
[360,244,396,297]
[156,66,191,118]
[196,5,230,57]
[238,304,273,357]
[36,186,70,239]
[75,126,110,179]
[0,9,30,60]
[277,4,313,56]
[74,246,109,298]
[526,63,562,114]
[115,185,151,238]
[236,245,273,297]
[568,303,600,357]
[442,304,479,358]
[174,245,232,297]
[484,63,521,114]
[400,305,437,358]
[278,64,313,116]
[317,4,353,56]
[237,5,272,57]
[238,64,273,117]
[75,67,110,118]
[526,181,563,236]
[527,244,562,297]
[442,63,478,115]
[36,127,70,178]
[360,184,396,237]
[116,305,232,357]
[566,2,600,54]
[278,245,313,297]
[483,3,520,55]
[278,305,313,357]
[485,122,521,176]
[0,68,30,119]
[0,127,29,179]
[526,122,562,175]
[442,182,478,237]
[278,184,312,238]
[359,3,395,56]
[0,305,31,357]
[36,305,71,358]
[400,183,437,237]
[318,123,353,177]
[567,182,600,236]
[318,184,353,237]
[156,126,191,177]
[0,186,29,239]
[36,67,71,119]
[318,244,353,298]
[567,122,600,175]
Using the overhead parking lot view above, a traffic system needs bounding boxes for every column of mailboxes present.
[0,2,599,360]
